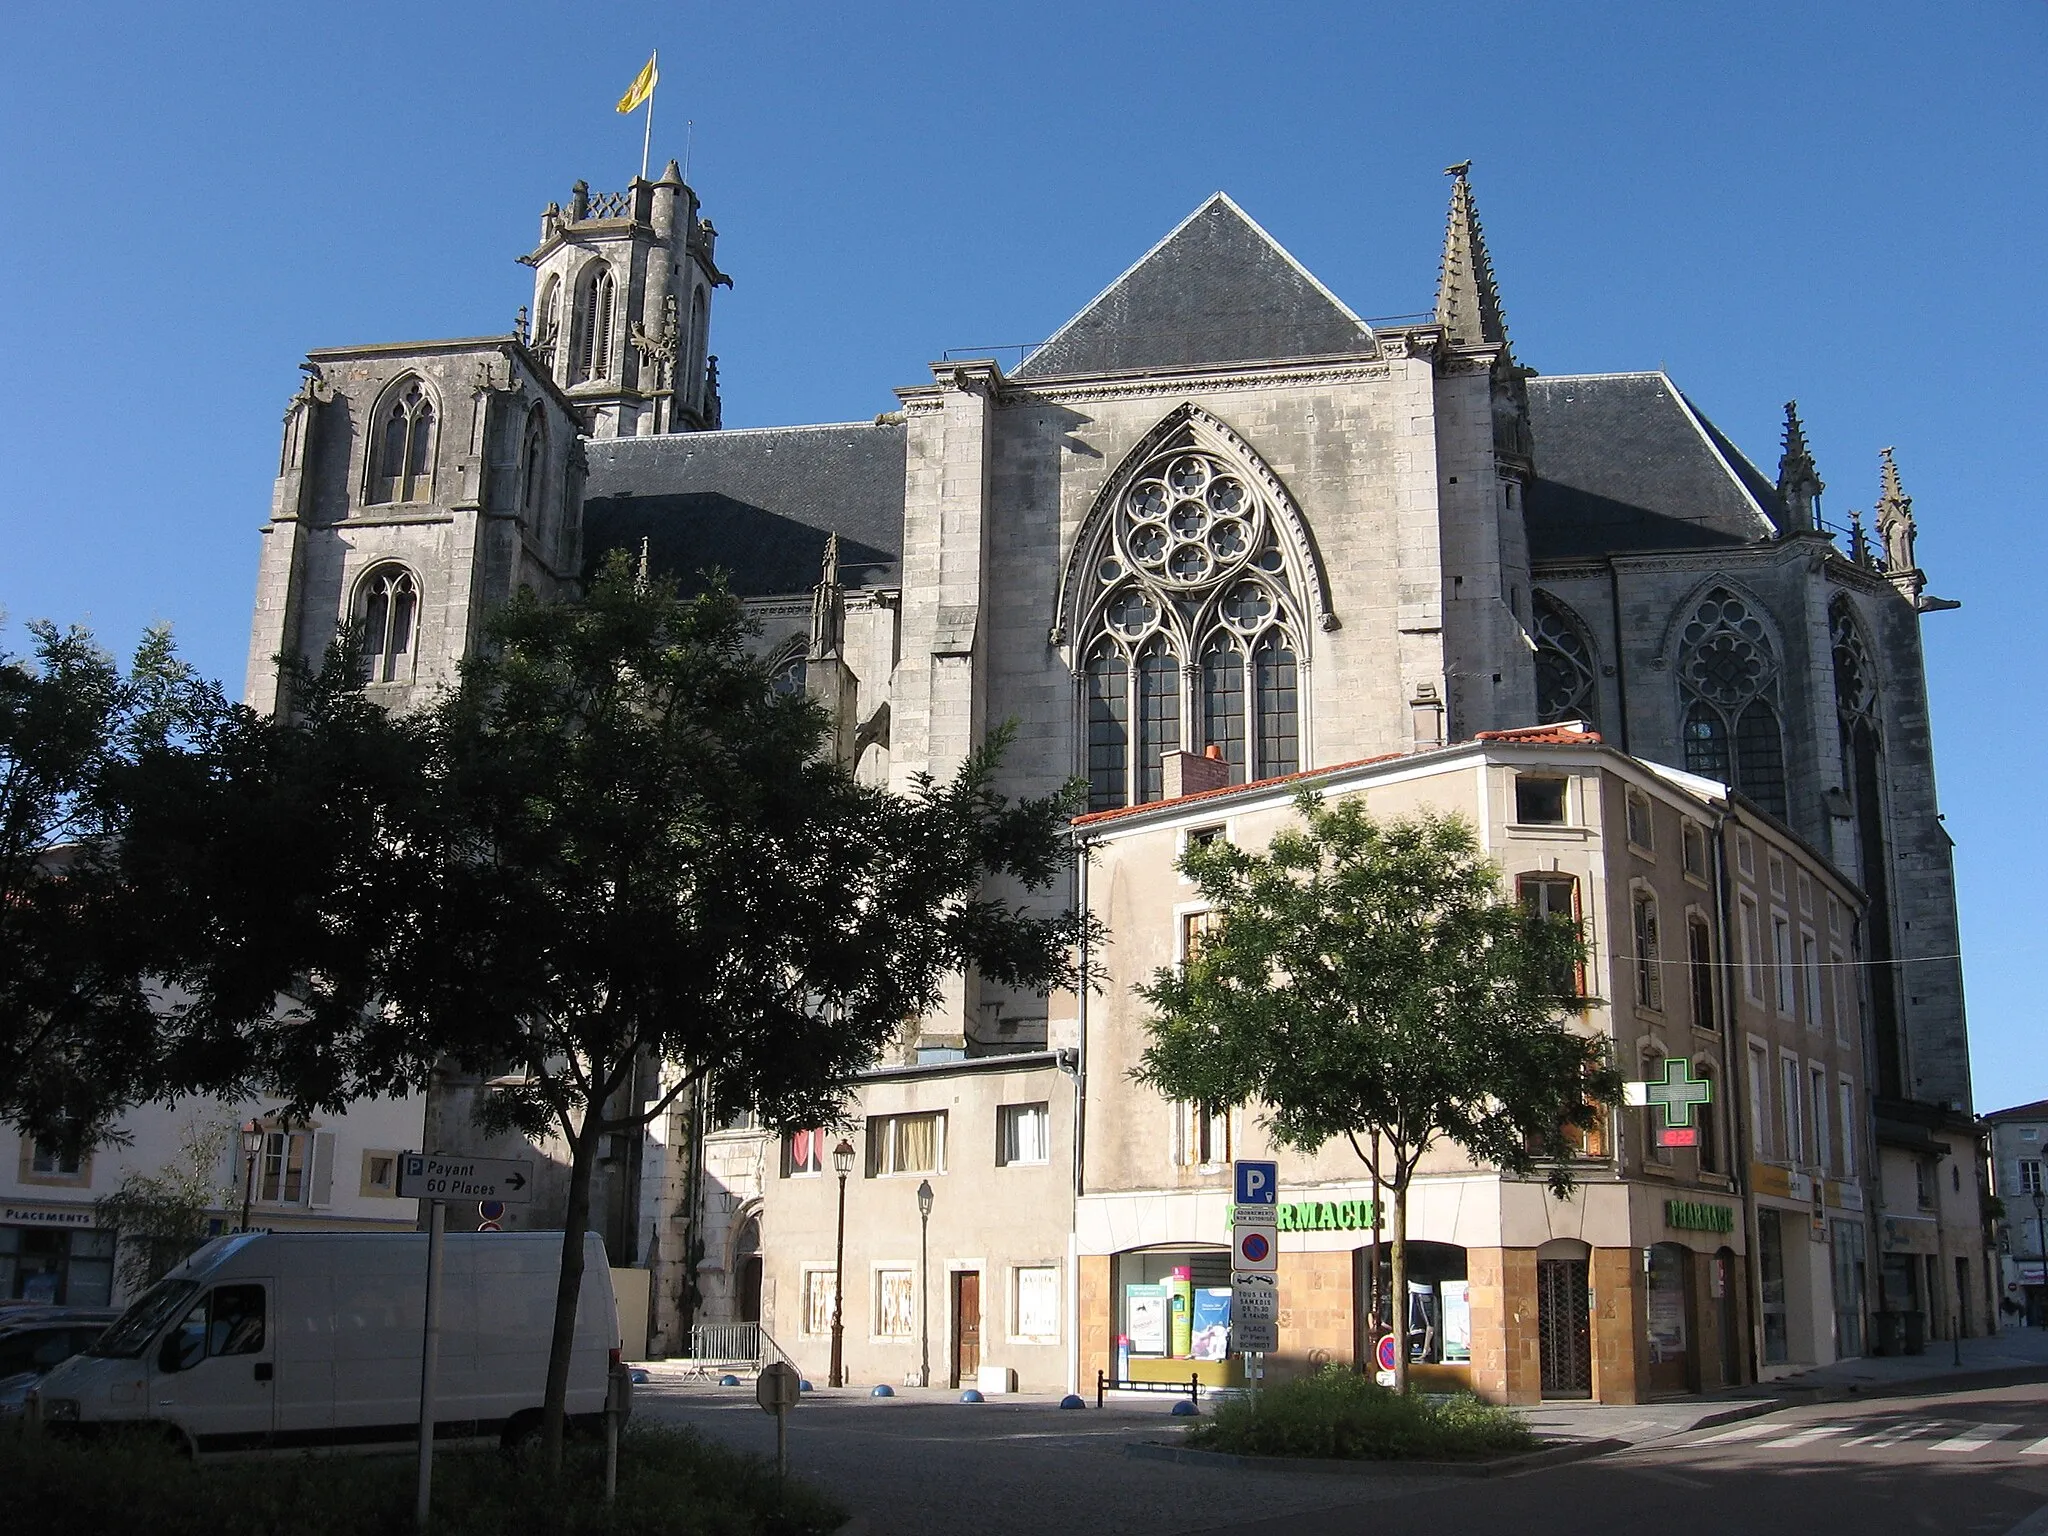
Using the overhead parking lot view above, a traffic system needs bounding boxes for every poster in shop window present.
[1191,1289,1232,1361]
[1439,1280,1471,1364]
[1647,1280,1687,1363]
[1125,1284,1167,1356]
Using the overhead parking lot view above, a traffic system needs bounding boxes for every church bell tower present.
[521,161,731,439]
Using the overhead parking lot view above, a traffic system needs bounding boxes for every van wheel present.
[500,1411,543,1458]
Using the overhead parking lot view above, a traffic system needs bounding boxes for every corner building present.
[243,162,1985,1366]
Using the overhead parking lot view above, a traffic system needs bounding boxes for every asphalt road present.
[638,1379,2048,1536]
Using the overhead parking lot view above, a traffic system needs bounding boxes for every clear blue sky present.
[3,3,2042,1106]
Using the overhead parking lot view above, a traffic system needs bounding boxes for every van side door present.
[152,1280,275,1449]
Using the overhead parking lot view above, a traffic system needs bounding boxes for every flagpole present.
[640,66,654,181]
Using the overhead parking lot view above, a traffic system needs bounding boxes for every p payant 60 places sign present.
[397,1154,535,1204]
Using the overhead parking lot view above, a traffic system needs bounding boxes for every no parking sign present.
[1234,1225,1277,1271]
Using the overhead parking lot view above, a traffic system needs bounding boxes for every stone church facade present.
[242,162,1984,1358]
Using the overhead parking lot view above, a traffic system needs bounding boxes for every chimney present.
[1161,746,1233,800]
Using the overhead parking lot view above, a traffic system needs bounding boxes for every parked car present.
[0,1311,120,1420]
[32,1230,621,1454]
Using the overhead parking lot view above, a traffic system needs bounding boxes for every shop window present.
[1632,891,1663,1010]
[997,1103,1049,1167]
[1625,788,1654,851]
[867,1112,945,1177]
[1371,1241,1470,1365]
[1687,915,1716,1031]
[1013,1266,1059,1342]
[874,1269,914,1339]
[1515,775,1568,825]
[1118,1249,1232,1362]
[801,1268,837,1336]
[1518,873,1584,998]
[1174,1101,1231,1169]
[782,1129,826,1178]
[1758,1210,1789,1364]
[0,1227,115,1306]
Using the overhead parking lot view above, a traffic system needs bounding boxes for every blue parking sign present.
[1234,1160,1278,1206]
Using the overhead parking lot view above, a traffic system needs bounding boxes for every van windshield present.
[86,1280,199,1359]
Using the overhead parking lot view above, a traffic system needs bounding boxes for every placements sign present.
[1231,1160,1279,1353]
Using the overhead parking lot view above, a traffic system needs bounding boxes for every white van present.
[32,1230,622,1453]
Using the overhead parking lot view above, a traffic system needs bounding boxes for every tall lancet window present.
[1676,587,1787,818]
[369,379,435,504]
[574,266,616,384]
[357,565,419,685]
[1063,407,1323,810]
[1532,591,1599,729]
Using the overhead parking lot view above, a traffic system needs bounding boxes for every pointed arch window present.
[1070,414,1316,809]
[369,380,435,504]
[1676,587,1787,818]
[357,565,418,685]
[573,266,616,384]
[1532,591,1599,728]
[520,407,548,526]
[533,275,561,369]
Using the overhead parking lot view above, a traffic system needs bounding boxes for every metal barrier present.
[686,1322,797,1371]
[1096,1370,1202,1408]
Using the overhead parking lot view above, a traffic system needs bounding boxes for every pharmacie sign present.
[1277,1199,1378,1233]
[1664,1198,1735,1234]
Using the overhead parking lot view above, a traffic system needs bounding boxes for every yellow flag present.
[616,53,658,114]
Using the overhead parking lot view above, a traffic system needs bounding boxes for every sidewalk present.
[1749,1326,2048,1398]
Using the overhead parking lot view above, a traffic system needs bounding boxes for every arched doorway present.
[734,1217,762,1325]
[1536,1239,1592,1399]
[1646,1243,1697,1395]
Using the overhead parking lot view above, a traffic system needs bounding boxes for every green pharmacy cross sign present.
[1624,1057,1713,1133]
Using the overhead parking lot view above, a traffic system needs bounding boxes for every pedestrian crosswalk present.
[1696,1415,2046,1458]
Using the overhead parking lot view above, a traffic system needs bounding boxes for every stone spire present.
[1434,162,1510,351]
[809,531,844,662]
[1848,509,1874,568]
[1776,400,1823,533]
[1875,447,1923,603]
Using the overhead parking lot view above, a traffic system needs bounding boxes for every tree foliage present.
[93,1117,235,1295]
[1133,790,1618,1390]
[0,619,224,1147]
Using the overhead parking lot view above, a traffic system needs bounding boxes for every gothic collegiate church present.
[242,161,1982,1363]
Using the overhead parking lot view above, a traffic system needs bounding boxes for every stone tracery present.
[1675,586,1787,818]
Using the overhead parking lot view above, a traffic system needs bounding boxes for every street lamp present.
[830,1139,855,1388]
[916,1179,935,1389]
[239,1120,265,1232]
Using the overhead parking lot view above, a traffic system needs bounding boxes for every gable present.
[1013,195,1374,380]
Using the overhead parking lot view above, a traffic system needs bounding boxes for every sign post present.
[399,1153,533,1530]
[1231,1161,1280,1377]
[757,1360,802,1479]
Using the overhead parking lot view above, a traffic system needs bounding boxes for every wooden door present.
[951,1271,981,1387]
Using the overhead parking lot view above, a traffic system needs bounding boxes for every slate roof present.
[1985,1099,2048,1122]
[581,422,907,597]
[1525,373,1783,562]
[1013,194,1375,380]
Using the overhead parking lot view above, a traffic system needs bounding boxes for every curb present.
[829,1520,870,1536]
[1122,1436,1630,1479]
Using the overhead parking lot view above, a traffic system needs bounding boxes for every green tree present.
[1133,791,1618,1393]
[250,556,1094,1469]
[0,617,223,1148]
[93,1118,235,1294]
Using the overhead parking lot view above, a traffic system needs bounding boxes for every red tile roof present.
[1070,727,1603,828]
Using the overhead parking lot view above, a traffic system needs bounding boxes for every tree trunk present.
[1366,1143,1382,1361]
[541,1115,603,1474]
[1389,1173,1410,1395]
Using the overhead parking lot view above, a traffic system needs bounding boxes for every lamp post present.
[830,1139,855,1388]
[916,1179,934,1389]
[2033,1188,2046,1329]
[238,1120,264,1232]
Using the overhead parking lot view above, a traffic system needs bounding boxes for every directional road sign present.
[397,1153,535,1203]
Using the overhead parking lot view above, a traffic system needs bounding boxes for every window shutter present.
[309,1130,337,1208]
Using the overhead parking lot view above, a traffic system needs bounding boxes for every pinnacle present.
[1434,163,1509,350]
[1776,400,1822,533]
[1879,445,1909,510]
